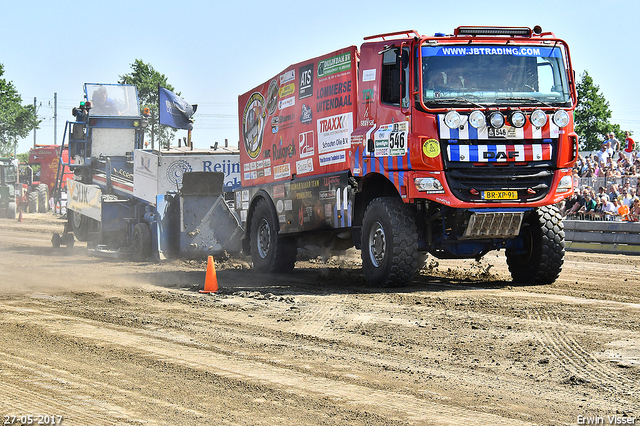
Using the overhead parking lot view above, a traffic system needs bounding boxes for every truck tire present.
[506,205,565,284]
[131,223,152,262]
[70,210,89,241]
[37,184,49,213]
[28,191,39,213]
[361,197,419,287]
[250,198,296,273]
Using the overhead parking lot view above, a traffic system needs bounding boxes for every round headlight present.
[530,109,548,128]
[444,111,461,129]
[509,111,526,128]
[553,109,570,128]
[468,110,486,129]
[489,112,505,129]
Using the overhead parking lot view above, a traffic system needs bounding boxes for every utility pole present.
[54,92,57,145]
[33,97,37,148]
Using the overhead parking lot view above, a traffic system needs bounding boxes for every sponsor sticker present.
[273,163,291,180]
[242,92,266,159]
[362,69,376,82]
[296,158,314,175]
[317,52,352,78]
[423,139,441,158]
[299,63,314,99]
[319,150,346,166]
[318,112,352,154]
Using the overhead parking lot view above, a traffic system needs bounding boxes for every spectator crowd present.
[560,131,640,221]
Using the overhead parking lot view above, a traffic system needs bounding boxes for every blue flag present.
[158,87,197,130]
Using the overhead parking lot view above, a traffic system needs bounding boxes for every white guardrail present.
[564,220,640,255]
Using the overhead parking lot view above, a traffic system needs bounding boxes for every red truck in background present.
[17,145,71,213]
[234,26,578,287]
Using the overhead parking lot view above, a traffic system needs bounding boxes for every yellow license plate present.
[482,190,517,200]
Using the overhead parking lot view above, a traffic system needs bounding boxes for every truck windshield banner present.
[421,45,562,58]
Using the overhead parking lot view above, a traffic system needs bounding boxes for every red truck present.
[16,145,72,213]
[234,26,578,286]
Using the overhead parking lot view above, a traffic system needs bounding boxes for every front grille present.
[446,164,553,202]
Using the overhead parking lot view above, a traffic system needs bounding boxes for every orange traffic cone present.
[18,210,22,223]
[199,255,218,294]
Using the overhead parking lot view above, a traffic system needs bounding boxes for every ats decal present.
[299,63,314,99]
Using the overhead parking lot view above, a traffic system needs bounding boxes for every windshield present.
[84,83,140,117]
[1,162,17,184]
[419,44,571,107]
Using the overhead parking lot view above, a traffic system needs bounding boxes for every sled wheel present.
[70,210,89,241]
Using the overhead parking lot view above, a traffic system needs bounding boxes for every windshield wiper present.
[495,97,552,107]
[428,98,485,108]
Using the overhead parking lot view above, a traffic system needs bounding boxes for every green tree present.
[119,59,177,149]
[574,71,624,151]
[0,64,40,156]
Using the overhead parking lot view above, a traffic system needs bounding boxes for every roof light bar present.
[455,27,532,37]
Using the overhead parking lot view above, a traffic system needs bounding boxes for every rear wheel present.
[37,184,49,213]
[506,205,565,284]
[250,198,296,273]
[131,222,152,262]
[28,191,39,213]
[361,197,419,287]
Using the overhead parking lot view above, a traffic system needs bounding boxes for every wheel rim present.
[368,221,386,267]
[257,218,271,259]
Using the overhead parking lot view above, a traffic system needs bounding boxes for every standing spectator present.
[578,194,597,219]
[600,194,616,220]
[624,131,635,161]
[596,144,610,165]
[619,188,633,208]
[563,189,581,217]
[607,132,620,154]
[609,184,620,202]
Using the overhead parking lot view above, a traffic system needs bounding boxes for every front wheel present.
[361,197,418,287]
[250,198,296,273]
[506,205,565,284]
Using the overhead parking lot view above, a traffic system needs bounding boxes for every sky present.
[3,0,639,155]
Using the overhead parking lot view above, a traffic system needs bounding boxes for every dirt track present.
[0,213,639,426]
